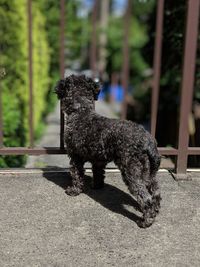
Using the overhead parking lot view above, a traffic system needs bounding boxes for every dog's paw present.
[65,186,82,196]
[137,217,155,228]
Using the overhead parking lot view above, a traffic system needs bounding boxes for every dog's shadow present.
[42,167,142,227]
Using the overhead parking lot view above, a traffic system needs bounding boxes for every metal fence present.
[0,0,200,174]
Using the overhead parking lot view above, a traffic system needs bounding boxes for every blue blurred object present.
[110,84,124,103]
[98,82,124,103]
[98,82,110,100]
[98,90,105,100]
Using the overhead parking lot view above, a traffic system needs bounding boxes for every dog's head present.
[54,75,101,114]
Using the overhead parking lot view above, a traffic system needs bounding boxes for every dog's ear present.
[54,79,66,99]
[85,77,101,100]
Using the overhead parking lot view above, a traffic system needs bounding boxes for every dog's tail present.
[146,138,161,176]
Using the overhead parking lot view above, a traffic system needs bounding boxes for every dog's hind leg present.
[141,156,161,216]
[147,143,161,214]
[148,176,161,214]
[65,157,85,196]
[119,159,157,228]
[92,162,106,189]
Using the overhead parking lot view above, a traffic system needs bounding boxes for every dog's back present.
[65,110,160,172]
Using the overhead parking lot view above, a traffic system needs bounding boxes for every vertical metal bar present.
[98,0,109,77]
[121,0,131,120]
[0,78,3,147]
[60,0,65,149]
[177,0,200,174]
[28,0,34,147]
[90,0,98,77]
[151,0,164,137]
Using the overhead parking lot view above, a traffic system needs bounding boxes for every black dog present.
[55,75,161,228]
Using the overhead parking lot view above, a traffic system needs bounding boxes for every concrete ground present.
[0,170,200,267]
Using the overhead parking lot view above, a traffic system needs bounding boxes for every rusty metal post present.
[121,0,131,120]
[98,0,109,76]
[0,78,3,147]
[28,0,34,147]
[151,0,165,137]
[90,0,98,77]
[60,0,65,149]
[176,0,200,174]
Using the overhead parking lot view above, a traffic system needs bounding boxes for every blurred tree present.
[37,0,60,113]
[106,0,155,87]
[98,0,109,75]
[0,0,29,167]
[38,0,91,111]
[65,0,91,69]
[32,0,50,136]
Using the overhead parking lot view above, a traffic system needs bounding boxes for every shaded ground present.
[0,170,200,266]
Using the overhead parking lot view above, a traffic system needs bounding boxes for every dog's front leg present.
[92,162,106,189]
[66,158,85,196]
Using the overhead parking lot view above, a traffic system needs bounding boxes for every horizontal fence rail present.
[0,148,66,155]
[1,147,200,156]
[0,0,200,175]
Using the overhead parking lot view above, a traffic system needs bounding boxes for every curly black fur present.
[55,74,161,228]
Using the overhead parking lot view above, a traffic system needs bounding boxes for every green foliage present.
[106,0,155,87]
[32,1,50,127]
[0,0,50,167]
[39,0,90,112]
[65,0,91,69]
[106,15,148,80]
[0,0,28,167]
[38,0,60,113]
[0,0,86,167]
[106,17,123,71]
[66,0,82,63]
[132,0,155,17]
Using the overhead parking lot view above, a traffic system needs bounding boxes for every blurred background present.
[0,0,200,168]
